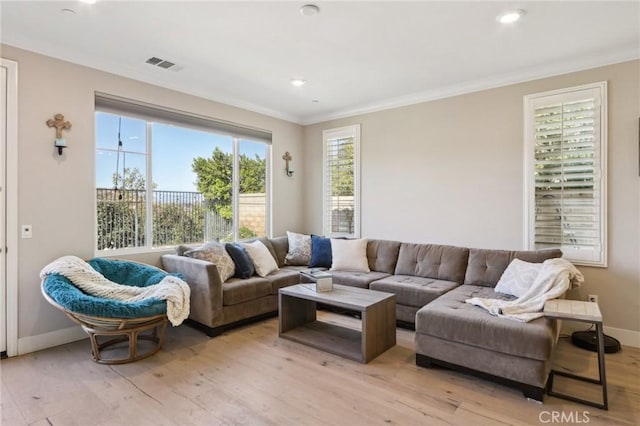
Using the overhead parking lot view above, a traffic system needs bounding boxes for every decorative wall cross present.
[46,113,72,138]
[282,151,294,177]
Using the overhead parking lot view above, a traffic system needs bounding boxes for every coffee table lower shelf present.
[280,320,363,362]
[278,284,396,364]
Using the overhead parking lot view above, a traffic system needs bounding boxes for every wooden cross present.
[46,113,72,138]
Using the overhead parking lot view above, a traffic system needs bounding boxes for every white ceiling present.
[1,1,639,124]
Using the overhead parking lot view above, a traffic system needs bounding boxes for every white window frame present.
[94,95,272,255]
[322,124,361,238]
[523,82,607,267]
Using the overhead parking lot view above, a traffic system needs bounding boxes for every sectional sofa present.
[161,235,562,402]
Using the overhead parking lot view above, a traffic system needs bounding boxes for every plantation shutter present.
[322,125,360,237]
[525,83,607,266]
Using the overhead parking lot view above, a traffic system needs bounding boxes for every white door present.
[1,63,7,355]
[1,58,17,357]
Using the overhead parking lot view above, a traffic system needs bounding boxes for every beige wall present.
[1,45,304,341]
[304,60,640,335]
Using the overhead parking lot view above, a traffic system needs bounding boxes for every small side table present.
[544,299,608,410]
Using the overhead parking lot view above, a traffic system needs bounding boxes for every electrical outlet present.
[21,225,33,239]
[588,294,599,304]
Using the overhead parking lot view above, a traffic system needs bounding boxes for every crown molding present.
[300,45,640,125]
[4,38,638,128]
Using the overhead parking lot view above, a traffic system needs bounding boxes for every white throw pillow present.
[242,240,279,277]
[285,231,312,266]
[184,241,235,283]
[495,258,543,297]
[330,238,370,272]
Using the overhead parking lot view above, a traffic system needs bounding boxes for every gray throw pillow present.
[285,231,312,266]
[185,241,235,282]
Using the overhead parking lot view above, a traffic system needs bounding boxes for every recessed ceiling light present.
[497,9,526,24]
[300,4,320,17]
[290,79,306,87]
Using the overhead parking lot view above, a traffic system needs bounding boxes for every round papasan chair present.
[41,257,182,364]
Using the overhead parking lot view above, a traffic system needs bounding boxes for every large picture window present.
[322,124,361,238]
[95,95,270,253]
[524,82,607,266]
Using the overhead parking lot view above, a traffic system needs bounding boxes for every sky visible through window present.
[96,112,265,192]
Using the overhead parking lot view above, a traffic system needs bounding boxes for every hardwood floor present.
[1,312,638,426]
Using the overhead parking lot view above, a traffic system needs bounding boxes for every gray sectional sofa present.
[161,235,562,402]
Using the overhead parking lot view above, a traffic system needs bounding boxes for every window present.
[322,124,361,237]
[524,82,607,266]
[95,94,270,253]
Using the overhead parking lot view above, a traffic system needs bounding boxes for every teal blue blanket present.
[42,258,168,318]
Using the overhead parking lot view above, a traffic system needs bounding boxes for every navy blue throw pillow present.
[225,243,255,279]
[308,235,332,268]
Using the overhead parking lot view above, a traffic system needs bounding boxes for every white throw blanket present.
[40,256,190,326]
[465,258,583,322]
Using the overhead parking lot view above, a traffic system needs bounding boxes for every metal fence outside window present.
[96,188,233,250]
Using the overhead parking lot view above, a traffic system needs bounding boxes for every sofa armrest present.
[161,254,223,328]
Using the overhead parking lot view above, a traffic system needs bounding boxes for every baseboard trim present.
[17,326,87,356]
[603,326,640,349]
[561,323,639,349]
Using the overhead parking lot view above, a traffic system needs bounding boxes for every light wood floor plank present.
[0,378,28,426]
[1,312,638,425]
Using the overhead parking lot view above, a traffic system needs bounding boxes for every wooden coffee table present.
[278,284,396,363]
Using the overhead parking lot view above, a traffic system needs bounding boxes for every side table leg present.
[546,322,608,410]
[596,323,608,410]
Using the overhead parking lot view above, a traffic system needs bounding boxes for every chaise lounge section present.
[414,248,562,401]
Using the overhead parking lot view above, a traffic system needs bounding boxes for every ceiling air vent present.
[145,56,182,71]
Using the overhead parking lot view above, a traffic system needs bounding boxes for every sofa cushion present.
[367,239,401,274]
[514,249,564,263]
[225,243,255,279]
[370,275,458,308]
[268,236,289,267]
[330,238,370,272]
[415,285,558,361]
[175,244,194,256]
[394,243,469,284]
[284,231,312,266]
[222,276,272,306]
[264,267,303,294]
[185,241,235,283]
[464,248,562,287]
[309,235,332,268]
[329,271,390,289]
